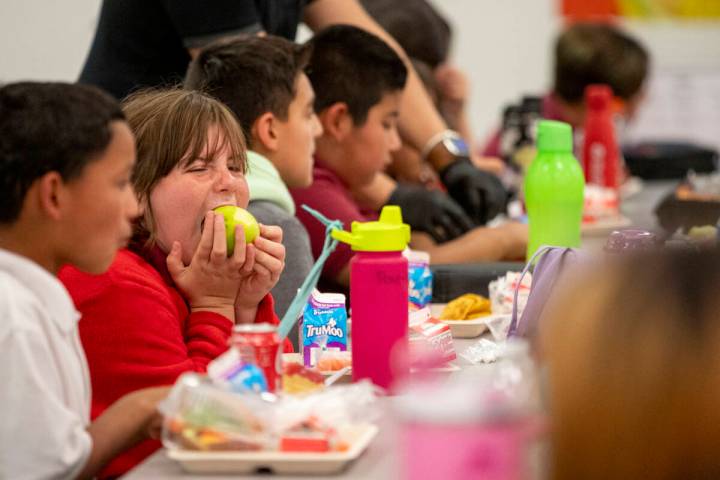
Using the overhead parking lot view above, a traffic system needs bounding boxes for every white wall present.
[0,0,99,82]
[430,0,720,149]
[429,0,559,145]
[1,0,719,148]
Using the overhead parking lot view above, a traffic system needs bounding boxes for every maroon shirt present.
[290,160,378,293]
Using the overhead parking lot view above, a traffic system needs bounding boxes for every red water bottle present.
[582,84,620,190]
[331,206,410,390]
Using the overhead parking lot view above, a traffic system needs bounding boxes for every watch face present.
[444,136,469,156]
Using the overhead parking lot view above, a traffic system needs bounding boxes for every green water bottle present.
[524,120,585,258]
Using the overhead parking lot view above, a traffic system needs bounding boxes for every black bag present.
[623,142,718,180]
[430,262,525,303]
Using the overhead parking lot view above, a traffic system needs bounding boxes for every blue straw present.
[277,205,344,340]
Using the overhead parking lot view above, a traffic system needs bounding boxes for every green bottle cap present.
[331,206,410,252]
[536,120,573,153]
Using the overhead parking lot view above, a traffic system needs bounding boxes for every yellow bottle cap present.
[331,206,410,252]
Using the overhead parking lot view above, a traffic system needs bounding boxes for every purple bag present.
[509,246,585,338]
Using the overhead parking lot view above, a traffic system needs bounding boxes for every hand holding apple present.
[234,224,286,323]
[166,211,255,322]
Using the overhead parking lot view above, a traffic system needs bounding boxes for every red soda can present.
[231,323,282,392]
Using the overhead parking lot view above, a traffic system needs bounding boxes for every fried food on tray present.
[440,293,491,321]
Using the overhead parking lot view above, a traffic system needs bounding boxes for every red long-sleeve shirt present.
[59,248,291,478]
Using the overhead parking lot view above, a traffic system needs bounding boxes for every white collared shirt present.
[0,248,92,480]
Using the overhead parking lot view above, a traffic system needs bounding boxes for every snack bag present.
[405,249,433,308]
[276,381,380,452]
[207,347,268,394]
[489,272,532,315]
[299,290,348,367]
[160,373,274,452]
[409,307,456,367]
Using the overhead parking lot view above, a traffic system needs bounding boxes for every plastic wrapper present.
[159,373,275,452]
[274,382,381,452]
[488,271,532,315]
[459,338,505,364]
[160,373,379,453]
[409,307,456,367]
[207,347,268,394]
[398,338,541,422]
[484,314,513,341]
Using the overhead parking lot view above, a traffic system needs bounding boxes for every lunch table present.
[124,180,675,479]
[124,337,500,480]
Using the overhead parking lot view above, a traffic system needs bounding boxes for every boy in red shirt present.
[291,25,527,292]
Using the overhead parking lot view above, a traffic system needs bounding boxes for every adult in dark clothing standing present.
[80,0,312,100]
[80,0,509,254]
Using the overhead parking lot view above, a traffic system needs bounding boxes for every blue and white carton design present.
[406,249,433,308]
[299,289,348,367]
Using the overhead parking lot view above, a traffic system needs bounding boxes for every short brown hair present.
[184,35,310,144]
[543,248,720,480]
[554,22,649,103]
[122,88,246,245]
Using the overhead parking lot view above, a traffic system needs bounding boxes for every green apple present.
[213,206,260,254]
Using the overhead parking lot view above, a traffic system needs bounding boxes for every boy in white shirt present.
[0,82,167,480]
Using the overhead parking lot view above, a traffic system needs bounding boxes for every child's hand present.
[121,386,170,440]
[136,386,170,439]
[166,211,254,321]
[234,224,285,314]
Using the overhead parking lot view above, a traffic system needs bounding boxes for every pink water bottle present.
[396,340,545,480]
[332,206,410,390]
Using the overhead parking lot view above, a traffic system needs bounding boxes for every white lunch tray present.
[167,424,378,475]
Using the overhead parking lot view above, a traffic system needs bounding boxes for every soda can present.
[232,323,282,392]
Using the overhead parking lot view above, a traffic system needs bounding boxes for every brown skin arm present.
[75,387,168,480]
[332,223,527,287]
[410,222,528,263]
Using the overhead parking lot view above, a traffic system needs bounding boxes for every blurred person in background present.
[80,0,508,237]
[482,21,649,158]
[542,248,720,480]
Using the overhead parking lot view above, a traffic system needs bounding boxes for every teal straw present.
[277,205,344,339]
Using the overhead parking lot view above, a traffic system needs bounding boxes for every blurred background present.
[1,0,719,151]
